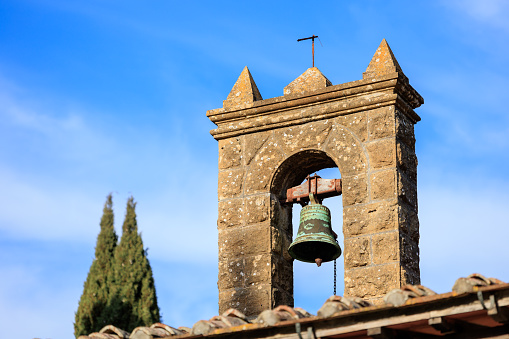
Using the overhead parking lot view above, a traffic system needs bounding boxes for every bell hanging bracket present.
[281,174,342,206]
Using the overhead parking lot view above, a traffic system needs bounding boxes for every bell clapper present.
[315,258,323,267]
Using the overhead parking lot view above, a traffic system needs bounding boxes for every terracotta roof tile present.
[83,274,509,338]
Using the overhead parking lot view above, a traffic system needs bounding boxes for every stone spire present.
[284,67,332,96]
[363,39,404,79]
[223,66,263,110]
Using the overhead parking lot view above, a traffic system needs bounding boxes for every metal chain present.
[334,259,337,295]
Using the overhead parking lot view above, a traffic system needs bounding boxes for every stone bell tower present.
[207,39,423,316]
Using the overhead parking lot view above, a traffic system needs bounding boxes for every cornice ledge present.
[394,73,424,110]
[210,93,398,140]
[206,73,400,124]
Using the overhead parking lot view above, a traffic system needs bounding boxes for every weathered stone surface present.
[396,110,416,150]
[399,204,419,242]
[283,67,332,96]
[370,170,396,201]
[244,254,271,287]
[368,106,395,140]
[270,195,291,233]
[218,137,242,169]
[274,227,293,262]
[343,200,398,237]
[270,226,283,255]
[372,232,399,264]
[396,140,417,181]
[344,237,371,269]
[367,138,395,170]
[242,224,271,256]
[344,264,400,299]
[218,169,244,200]
[218,257,244,290]
[217,199,244,229]
[335,112,368,142]
[398,172,417,208]
[274,120,331,155]
[272,287,294,308]
[342,174,368,206]
[363,39,403,79]
[245,136,284,195]
[218,225,270,261]
[245,194,269,225]
[400,235,420,281]
[244,132,271,166]
[218,228,244,261]
[219,285,271,316]
[325,126,367,177]
[273,256,293,293]
[223,66,263,110]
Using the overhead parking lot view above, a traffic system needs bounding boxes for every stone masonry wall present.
[209,39,423,315]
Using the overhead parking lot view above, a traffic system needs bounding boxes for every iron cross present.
[297,35,319,67]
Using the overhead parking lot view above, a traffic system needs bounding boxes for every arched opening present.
[270,150,344,313]
[291,167,343,312]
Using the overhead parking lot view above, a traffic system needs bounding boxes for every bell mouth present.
[288,238,342,264]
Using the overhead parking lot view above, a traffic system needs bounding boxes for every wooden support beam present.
[428,316,455,334]
[367,327,394,339]
[487,295,509,324]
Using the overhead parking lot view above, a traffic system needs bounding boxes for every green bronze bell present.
[288,193,342,266]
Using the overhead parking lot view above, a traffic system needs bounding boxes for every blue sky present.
[1,1,509,338]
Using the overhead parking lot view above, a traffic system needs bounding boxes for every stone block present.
[342,174,368,206]
[277,228,293,262]
[398,172,417,208]
[244,254,272,287]
[372,231,399,264]
[218,137,242,169]
[217,199,244,229]
[344,237,371,269]
[344,264,400,299]
[398,205,419,242]
[218,169,244,200]
[218,228,244,260]
[245,137,284,195]
[366,138,396,170]
[218,257,245,290]
[270,226,283,255]
[343,200,398,237]
[245,194,269,224]
[274,120,331,155]
[395,110,415,150]
[325,126,367,177]
[270,194,292,232]
[219,285,271,316]
[243,224,271,256]
[272,287,294,308]
[283,67,332,96]
[273,256,293,293]
[396,140,417,181]
[335,112,368,142]
[368,106,395,140]
[400,235,419,276]
[370,170,396,200]
[244,131,271,166]
[401,265,420,286]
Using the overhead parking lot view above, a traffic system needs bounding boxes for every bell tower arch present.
[207,39,423,316]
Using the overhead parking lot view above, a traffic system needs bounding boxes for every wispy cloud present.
[444,0,509,33]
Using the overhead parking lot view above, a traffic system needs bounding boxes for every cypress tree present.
[108,196,161,332]
[75,194,118,337]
